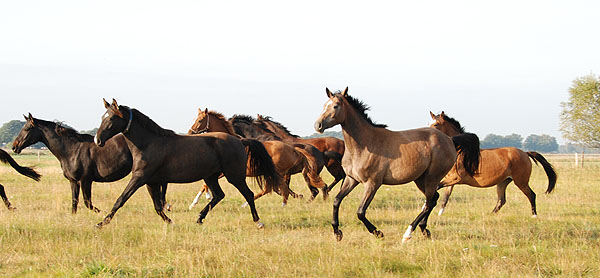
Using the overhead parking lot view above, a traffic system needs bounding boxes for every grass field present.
[1,149,599,277]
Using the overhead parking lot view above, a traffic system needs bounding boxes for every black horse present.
[0,148,41,210]
[94,99,280,228]
[12,114,134,213]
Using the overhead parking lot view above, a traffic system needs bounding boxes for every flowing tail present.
[0,149,41,181]
[293,147,326,188]
[451,133,480,176]
[527,152,557,194]
[241,139,283,192]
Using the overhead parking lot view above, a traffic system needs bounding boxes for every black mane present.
[256,116,299,138]
[36,118,94,142]
[442,114,465,134]
[337,92,388,128]
[230,114,255,124]
[126,106,176,137]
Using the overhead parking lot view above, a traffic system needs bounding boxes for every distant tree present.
[481,133,524,149]
[503,133,523,148]
[303,130,344,140]
[81,128,98,136]
[560,74,600,148]
[523,134,558,153]
[0,120,25,144]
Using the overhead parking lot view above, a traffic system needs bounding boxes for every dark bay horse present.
[429,111,557,217]
[187,109,325,208]
[12,114,133,213]
[94,99,280,228]
[315,87,481,242]
[254,114,346,196]
[0,148,41,210]
[230,114,330,200]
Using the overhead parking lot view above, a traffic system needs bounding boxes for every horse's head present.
[429,111,462,136]
[315,87,348,133]
[188,108,210,135]
[12,113,43,154]
[95,98,130,147]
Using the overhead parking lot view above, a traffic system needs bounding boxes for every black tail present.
[451,133,480,176]
[241,139,282,191]
[527,152,557,194]
[323,151,343,163]
[0,149,41,181]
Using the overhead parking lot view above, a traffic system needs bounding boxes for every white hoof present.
[402,225,413,244]
[438,208,445,216]
[256,222,265,229]
[188,204,195,211]
[531,214,538,218]
[241,202,249,208]
[205,193,212,200]
[281,202,287,207]
[402,236,412,244]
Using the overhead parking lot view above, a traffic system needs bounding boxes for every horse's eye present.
[333,105,339,109]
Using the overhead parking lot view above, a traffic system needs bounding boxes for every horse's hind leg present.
[513,178,537,217]
[147,183,172,223]
[404,178,440,243]
[69,180,80,214]
[0,184,15,210]
[159,183,172,211]
[332,177,359,241]
[437,185,455,216]
[357,181,383,238]
[226,174,263,228]
[81,180,100,213]
[197,174,225,224]
[492,178,512,213]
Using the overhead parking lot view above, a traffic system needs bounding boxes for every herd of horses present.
[1,87,557,242]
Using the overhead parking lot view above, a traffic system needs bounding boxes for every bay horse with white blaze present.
[94,99,280,228]
[315,87,481,242]
[429,111,556,217]
[0,148,41,210]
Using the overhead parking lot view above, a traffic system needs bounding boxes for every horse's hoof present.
[438,208,445,216]
[281,202,287,207]
[531,214,538,218]
[241,202,249,208]
[165,218,173,225]
[334,230,343,241]
[95,223,104,229]
[93,208,101,213]
[188,205,194,211]
[422,229,431,238]
[298,194,304,200]
[7,206,16,211]
[402,236,412,243]
[205,193,212,200]
[256,222,265,229]
[165,204,172,212]
[196,219,203,225]
[373,230,384,238]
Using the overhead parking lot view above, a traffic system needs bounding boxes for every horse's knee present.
[357,210,367,222]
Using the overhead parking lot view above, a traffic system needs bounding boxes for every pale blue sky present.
[1,1,598,143]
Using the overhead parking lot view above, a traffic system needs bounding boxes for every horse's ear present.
[430,111,436,119]
[103,98,111,109]
[111,98,119,109]
[342,87,348,97]
[326,87,333,98]
[440,111,446,118]
[204,108,208,114]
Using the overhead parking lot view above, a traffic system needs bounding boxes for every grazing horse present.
[314,87,480,242]
[0,149,41,210]
[12,114,134,213]
[230,114,330,200]
[187,109,325,209]
[429,111,557,216]
[94,99,280,228]
[254,114,346,197]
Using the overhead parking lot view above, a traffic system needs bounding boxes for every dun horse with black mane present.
[429,111,556,216]
[315,87,481,242]
[94,99,280,228]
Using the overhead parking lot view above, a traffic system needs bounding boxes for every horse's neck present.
[121,121,157,151]
[340,108,378,153]
[211,116,233,135]
[39,125,76,160]
[441,125,461,137]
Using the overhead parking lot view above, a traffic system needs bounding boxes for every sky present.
[1,1,599,143]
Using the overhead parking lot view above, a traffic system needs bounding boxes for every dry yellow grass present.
[1,150,599,277]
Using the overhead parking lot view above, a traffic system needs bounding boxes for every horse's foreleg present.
[197,175,226,224]
[81,180,100,213]
[0,184,15,210]
[69,180,80,214]
[332,177,359,241]
[96,176,145,228]
[160,183,171,211]
[357,182,383,238]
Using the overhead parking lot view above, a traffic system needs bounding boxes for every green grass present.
[1,150,599,277]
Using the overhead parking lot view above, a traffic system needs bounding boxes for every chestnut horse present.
[429,111,557,217]
[187,109,325,209]
[12,114,135,213]
[315,87,480,242]
[0,148,41,210]
[254,114,346,196]
[94,99,280,229]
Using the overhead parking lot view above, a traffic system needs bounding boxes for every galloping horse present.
[187,109,325,209]
[12,114,134,213]
[429,111,557,216]
[94,99,280,228]
[0,148,41,210]
[315,87,480,242]
[254,115,346,196]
